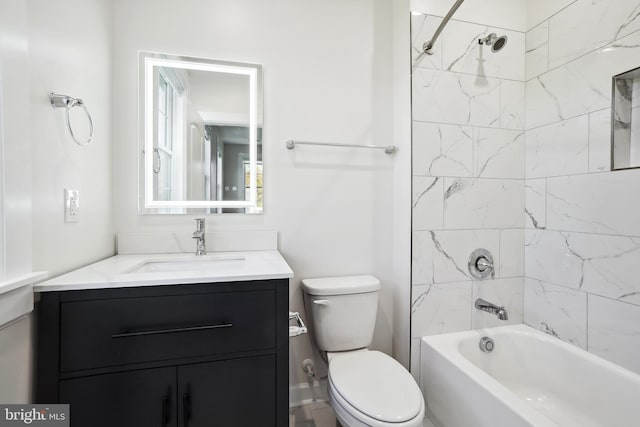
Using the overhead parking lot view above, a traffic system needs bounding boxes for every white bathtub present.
[420,324,640,427]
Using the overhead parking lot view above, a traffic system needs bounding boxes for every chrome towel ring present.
[153,148,161,174]
[141,148,162,174]
[49,93,94,146]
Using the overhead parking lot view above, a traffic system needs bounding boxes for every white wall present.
[523,0,640,375]
[392,0,413,369]
[0,0,114,403]
[0,0,32,279]
[112,0,398,385]
[28,0,114,276]
[0,317,32,403]
[0,0,33,403]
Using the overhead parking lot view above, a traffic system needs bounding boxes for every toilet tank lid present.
[301,275,380,296]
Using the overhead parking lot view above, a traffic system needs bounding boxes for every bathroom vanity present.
[34,251,292,427]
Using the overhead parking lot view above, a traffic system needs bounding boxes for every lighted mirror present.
[139,52,263,214]
[612,67,640,170]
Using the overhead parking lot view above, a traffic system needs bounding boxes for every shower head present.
[478,33,508,53]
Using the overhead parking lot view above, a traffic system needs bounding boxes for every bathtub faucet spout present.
[475,298,509,321]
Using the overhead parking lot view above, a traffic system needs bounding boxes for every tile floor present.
[289,401,437,427]
[289,401,336,427]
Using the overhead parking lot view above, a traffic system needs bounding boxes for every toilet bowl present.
[301,275,425,427]
[328,350,424,427]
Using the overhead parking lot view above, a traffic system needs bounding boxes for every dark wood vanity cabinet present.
[36,280,288,427]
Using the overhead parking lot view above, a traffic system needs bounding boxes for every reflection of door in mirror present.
[206,125,262,213]
[188,123,205,201]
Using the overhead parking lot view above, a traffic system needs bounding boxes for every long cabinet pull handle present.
[183,393,190,427]
[161,396,169,426]
[111,323,233,339]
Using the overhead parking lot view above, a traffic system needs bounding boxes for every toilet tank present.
[301,275,380,352]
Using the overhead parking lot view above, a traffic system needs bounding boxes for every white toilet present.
[302,275,425,427]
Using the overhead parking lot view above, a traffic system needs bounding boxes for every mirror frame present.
[138,51,262,213]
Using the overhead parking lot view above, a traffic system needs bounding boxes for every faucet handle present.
[193,218,206,256]
[468,249,495,279]
[476,256,494,271]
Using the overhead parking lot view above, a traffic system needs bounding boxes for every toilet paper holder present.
[289,311,308,337]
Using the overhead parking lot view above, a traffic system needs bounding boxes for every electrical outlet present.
[64,189,79,223]
[302,359,315,375]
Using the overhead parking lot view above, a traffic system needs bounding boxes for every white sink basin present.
[125,255,245,274]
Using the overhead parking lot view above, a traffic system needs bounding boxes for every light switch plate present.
[64,189,79,223]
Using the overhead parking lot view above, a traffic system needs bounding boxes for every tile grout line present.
[413,118,525,133]
[586,293,590,351]
[525,108,608,132]
[546,15,550,73]
[525,23,640,84]
[522,275,640,309]
[415,226,640,239]
[412,12,526,34]
[544,177,548,228]
[526,0,578,33]
[587,112,591,172]
[413,64,525,84]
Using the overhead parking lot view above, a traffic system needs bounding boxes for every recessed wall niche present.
[612,67,640,170]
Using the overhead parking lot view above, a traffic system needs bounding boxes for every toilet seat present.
[329,379,425,427]
[328,351,425,426]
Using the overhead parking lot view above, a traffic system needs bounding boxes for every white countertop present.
[34,251,293,292]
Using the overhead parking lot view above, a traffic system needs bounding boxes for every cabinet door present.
[60,367,176,427]
[178,355,276,427]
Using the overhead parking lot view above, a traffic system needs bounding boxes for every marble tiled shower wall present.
[524,0,640,374]
[409,13,526,379]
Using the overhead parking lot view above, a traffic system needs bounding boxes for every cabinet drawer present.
[59,289,275,372]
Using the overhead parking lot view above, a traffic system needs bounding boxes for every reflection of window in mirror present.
[244,161,263,214]
[155,68,186,204]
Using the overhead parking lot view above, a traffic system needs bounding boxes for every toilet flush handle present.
[313,299,330,306]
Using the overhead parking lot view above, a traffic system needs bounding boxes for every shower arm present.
[422,0,465,55]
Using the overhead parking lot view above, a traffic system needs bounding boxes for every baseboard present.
[289,379,329,408]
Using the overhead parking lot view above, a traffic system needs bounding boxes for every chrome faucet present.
[192,218,206,256]
[475,298,508,321]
